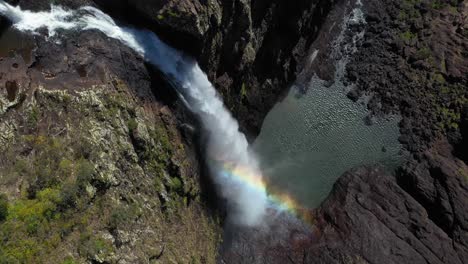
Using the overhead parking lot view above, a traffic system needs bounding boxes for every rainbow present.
[220,162,314,225]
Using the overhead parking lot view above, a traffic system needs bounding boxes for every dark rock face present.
[310,166,467,264]
[456,106,468,163]
[397,140,468,253]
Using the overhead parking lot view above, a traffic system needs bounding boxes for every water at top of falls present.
[0,1,268,226]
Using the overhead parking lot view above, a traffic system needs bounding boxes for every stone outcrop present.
[310,165,467,264]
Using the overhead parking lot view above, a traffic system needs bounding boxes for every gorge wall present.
[0,0,467,264]
[0,0,338,263]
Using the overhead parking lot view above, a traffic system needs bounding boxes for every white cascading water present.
[0,1,268,226]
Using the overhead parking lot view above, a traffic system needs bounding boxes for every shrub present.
[168,177,183,193]
[76,159,95,186]
[127,118,138,133]
[399,30,417,42]
[416,47,432,60]
[58,183,79,211]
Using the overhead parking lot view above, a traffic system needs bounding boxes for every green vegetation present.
[61,257,78,264]
[0,188,62,262]
[0,87,220,263]
[167,10,180,18]
[437,106,461,130]
[431,0,446,10]
[127,118,138,133]
[156,9,180,21]
[399,30,417,42]
[78,232,113,260]
[432,73,445,84]
[398,0,422,21]
[395,0,466,138]
[27,105,40,127]
[108,205,139,229]
[240,82,248,100]
[416,47,432,60]
[10,135,95,199]
[168,177,183,193]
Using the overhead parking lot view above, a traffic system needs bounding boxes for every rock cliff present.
[0,0,467,263]
[0,25,220,264]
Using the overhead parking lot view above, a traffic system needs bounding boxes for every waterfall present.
[0,1,268,226]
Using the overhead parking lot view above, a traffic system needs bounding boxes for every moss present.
[190,256,202,264]
[440,58,447,72]
[440,86,450,94]
[447,5,458,14]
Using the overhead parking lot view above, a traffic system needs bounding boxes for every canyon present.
[0,0,466,263]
